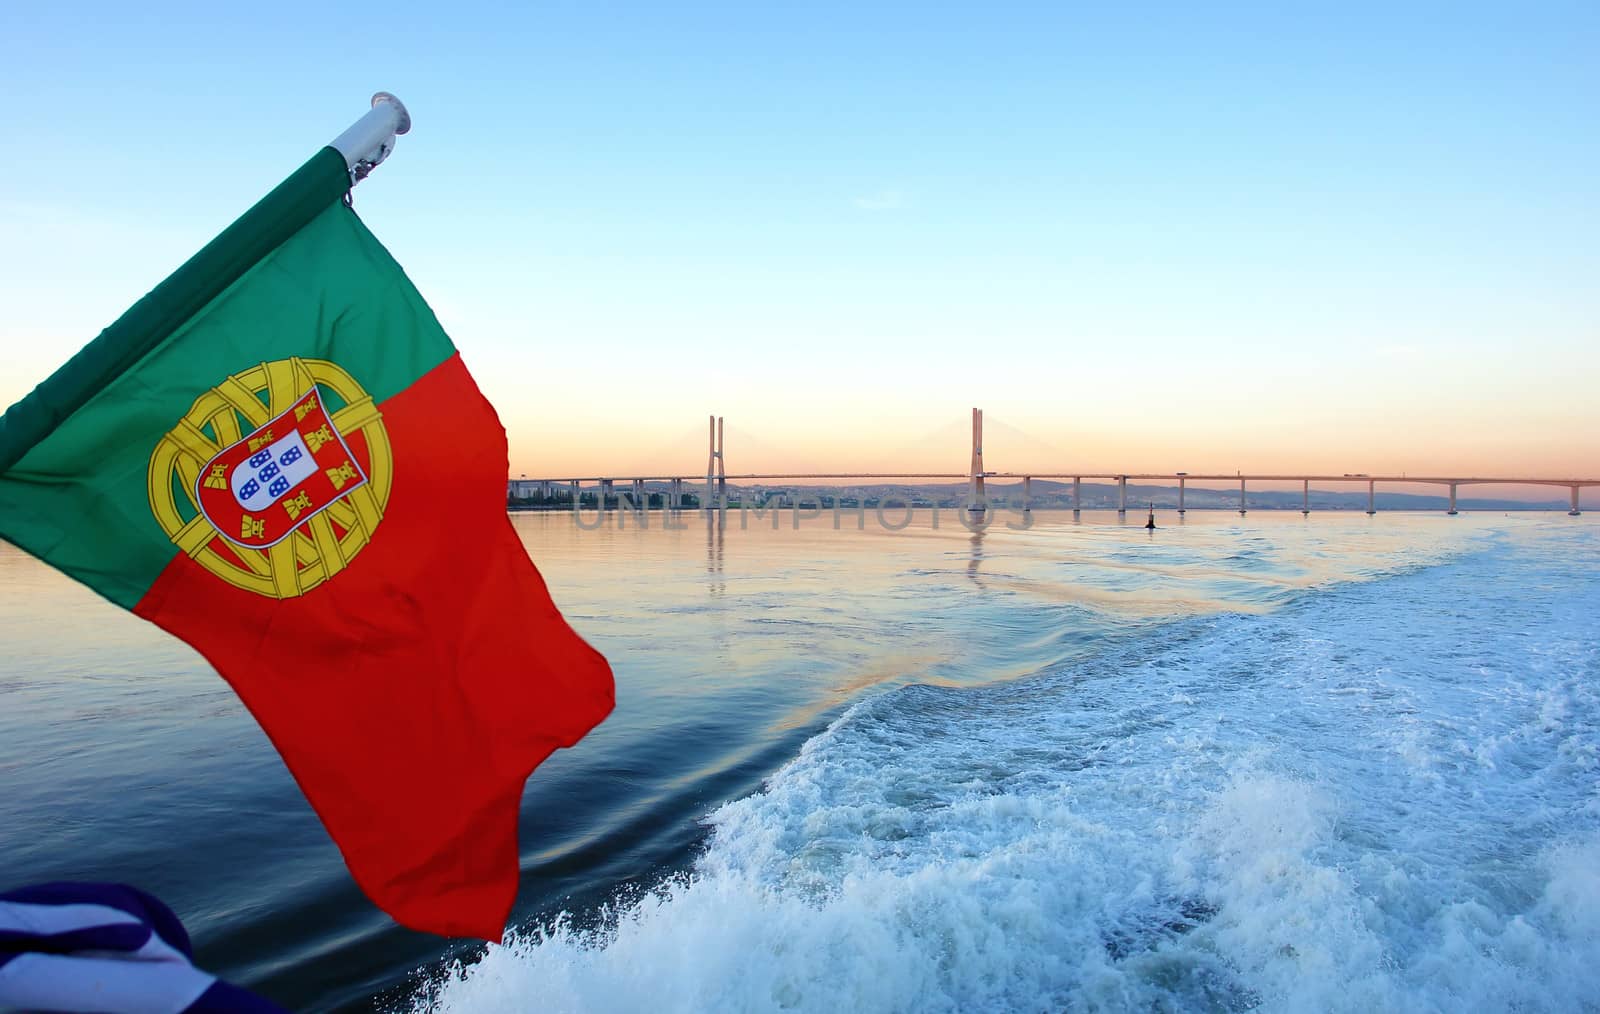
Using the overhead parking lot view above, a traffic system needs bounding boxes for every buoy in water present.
[1145,502,1157,530]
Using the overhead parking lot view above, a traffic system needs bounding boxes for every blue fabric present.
[3,882,186,953]
[0,882,288,1013]
[0,920,152,956]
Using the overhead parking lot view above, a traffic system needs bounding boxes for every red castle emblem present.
[195,387,369,549]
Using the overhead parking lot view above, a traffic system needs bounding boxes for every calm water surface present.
[1,510,1596,1011]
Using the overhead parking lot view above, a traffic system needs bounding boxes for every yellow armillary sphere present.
[146,356,393,600]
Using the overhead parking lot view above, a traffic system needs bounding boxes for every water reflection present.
[705,511,724,597]
[966,526,986,587]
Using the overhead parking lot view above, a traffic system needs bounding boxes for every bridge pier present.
[1239,478,1247,516]
[1571,486,1582,517]
[1021,475,1031,514]
[1302,478,1309,515]
[1367,480,1376,516]
[570,479,579,510]
[632,478,646,510]
[1178,477,1185,514]
[1118,476,1127,515]
[1447,483,1458,515]
[670,477,683,509]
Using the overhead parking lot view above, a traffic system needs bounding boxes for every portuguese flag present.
[0,145,614,941]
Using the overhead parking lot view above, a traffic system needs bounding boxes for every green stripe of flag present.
[0,147,456,608]
[0,148,351,473]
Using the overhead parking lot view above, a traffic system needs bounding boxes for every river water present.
[2,509,1596,1011]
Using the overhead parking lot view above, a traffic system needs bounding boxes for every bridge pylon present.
[705,415,726,511]
[967,407,988,525]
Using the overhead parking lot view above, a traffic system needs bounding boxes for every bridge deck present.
[513,473,1599,487]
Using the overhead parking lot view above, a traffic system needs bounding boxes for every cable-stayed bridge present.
[511,410,1596,517]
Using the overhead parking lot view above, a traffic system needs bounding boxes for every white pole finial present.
[330,92,412,183]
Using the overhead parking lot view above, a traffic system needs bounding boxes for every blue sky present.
[2,1,1596,478]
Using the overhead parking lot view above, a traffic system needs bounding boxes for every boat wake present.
[407,526,1600,1012]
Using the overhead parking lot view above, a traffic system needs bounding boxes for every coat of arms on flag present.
[148,356,392,600]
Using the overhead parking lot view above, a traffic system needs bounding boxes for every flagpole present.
[0,92,417,476]
[330,92,411,183]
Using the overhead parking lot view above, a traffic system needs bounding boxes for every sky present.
[2,1,1596,488]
